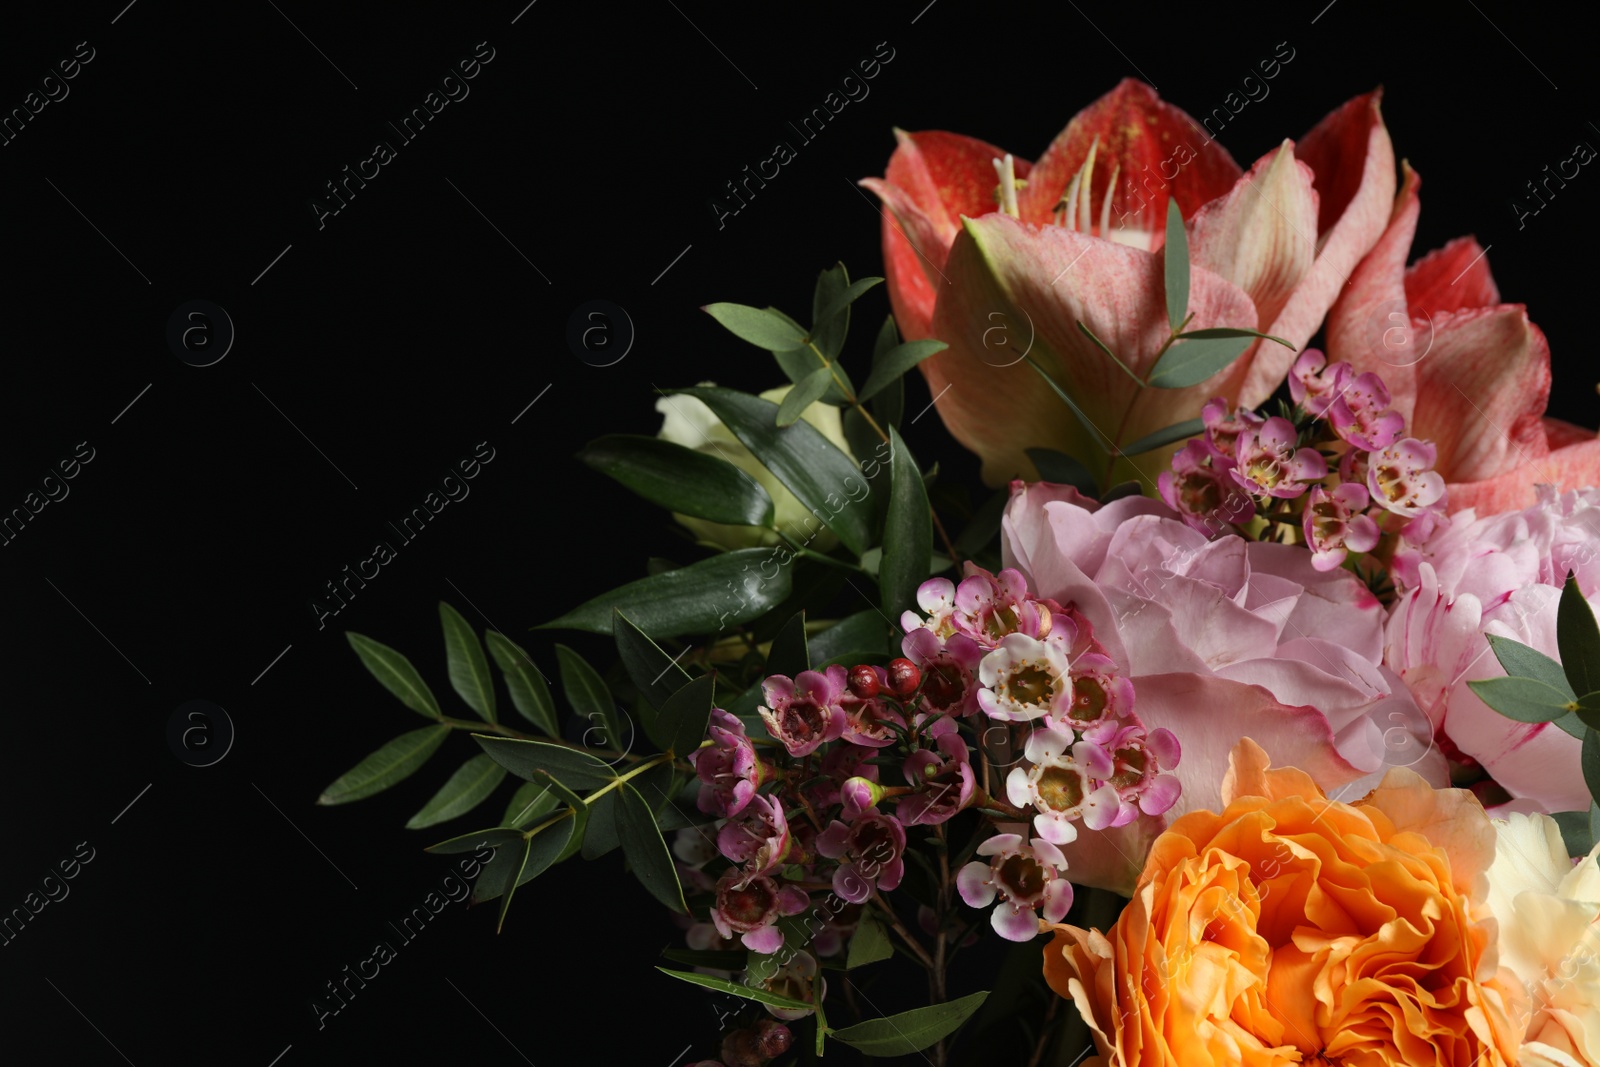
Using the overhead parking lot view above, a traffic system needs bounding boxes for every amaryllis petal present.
[1447,428,1600,515]
[931,212,1259,485]
[1405,235,1499,318]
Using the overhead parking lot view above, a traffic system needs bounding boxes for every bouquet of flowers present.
[320,80,1600,1066]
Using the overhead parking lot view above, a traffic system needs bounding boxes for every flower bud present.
[839,776,885,821]
[887,657,920,698]
[754,1019,793,1059]
[846,664,880,698]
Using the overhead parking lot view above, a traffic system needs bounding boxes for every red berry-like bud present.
[755,1019,793,1058]
[887,658,921,698]
[847,664,880,698]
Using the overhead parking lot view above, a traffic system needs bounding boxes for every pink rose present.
[1384,485,1600,812]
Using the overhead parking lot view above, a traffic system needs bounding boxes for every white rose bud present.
[655,383,858,551]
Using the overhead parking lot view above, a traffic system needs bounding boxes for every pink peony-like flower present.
[814,811,907,904]
[758,667,848,756]
[1327,369,1405,451]
[1287,348,1350,417]
[1368,436,1447,517]
[897,731,975,826]
[1158,439,1254,534]
[1231,415,1327,499]
[1000,479,1442,892]
[956,832,1074,941]
[1384,485,1600,812]
[691,709,769,818]
[1303,482,1381,571]
[1004,726,1120,842]
[711,869,810,953]
[716,794,792,879]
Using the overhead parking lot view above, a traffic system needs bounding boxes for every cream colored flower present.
[1486,812,1600,1067]
[655,383,856,550]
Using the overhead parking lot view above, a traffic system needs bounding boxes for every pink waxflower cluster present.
[1159,349,1449,570]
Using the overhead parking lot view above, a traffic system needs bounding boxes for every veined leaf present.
[1147,334,1252,389]
[703,303,806,351]
[318,724,450,805]
[1487,634,1576,697]
[439,602,496,724]
[858,340,947,403]
[556,645,625,754]
[475,735,615,790]
[501,780,558,828]
[810,610,890,663]
[1119,417,1206,457]
[814,270,882,335]
[1177,326,1295,350]
[425,827,523,854]
[614,609,692,708]
[656,674,718,759]
[655,968,813,1012]
[484,631,559,736]
[1467,676,1576,723]
[846,908,893,968]
[405,753,506,829]
[880,427,933,619]
[346,632,440,719]
[829,991,990,1055]
[577,435,774,527]
[581,790,621,859]
[541,548,794,639]
[776,367,834,428]
[1163,199,1189,332]
[617,783,687,913]
[1558,575,1600,698]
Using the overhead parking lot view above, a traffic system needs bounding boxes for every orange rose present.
[1043,738,1526,1067]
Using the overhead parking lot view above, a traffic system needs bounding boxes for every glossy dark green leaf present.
[656,674,718,759]
[776,367,834,428]
[581,789,621,859]
[829,990,990,1055]
[810,610,890,663]
[846,909,893,968]
[439,602,496,724]
[1163,199,1188,332]
[1024,448,1096,491]
[1558,575,1600,698]
[767,611,810,678]
[1119,417,1206,458]
[1585,727,1600,806]
[859,340,947,403]
[617,783,687,913]
[317,724,450,805]
[880,427,933,619]
[1487,634,1576,696]
[1147,335,1253,389]
[556,644,625,753]
[475,735,615,790]
[1578,693,1600,731]
[1552,809,1597,858]
[1466,676,1576,723]
[577,434,774,526]
[614,610,692,709]
[346,632,441,719]
[703,302,806,351]
[484,631,559,736]
[501,780,558,828]
[424,827,523,854]
[541,548,794,639]
[553,798,590,864]
[655,969,813,1012]
[673,388,873,556]
[405,753,506,829]
[1177,326,1295,351]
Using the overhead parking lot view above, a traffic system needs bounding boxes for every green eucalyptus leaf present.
[542,548,795,638]
[1485,634,1576,697]
[1578,692,1600,731]
[1024,448,1096,491]
[1147,335,1253,389]
[880,427,933,619]
[1556,710,1590,739]
[1021,355,1109,458]
[405,753,506,829]
[1163,199,1189,332]
[655,968,813,1012]
[859,340,947,403]
[484,631,559,736]
[1076,321,1143,387]
[425,827,523,854]
[1584,728,1600,806]
[617,783,687,913]
[501,781,558,828]
[1551,809,1597,858]
[1177,326,1295,350]
[556,645,626,754]
[474,735,615,790]
[703,303,807,352]
[439,602,496,724]
[577,435,774,526]
[829,990,990,1056]
[776,367,834,428]
[346,632,441,720]
[471,836,529,914]
[318,724,451,805]
[656,674,718,759]
[1466,676,1576,723]
[614,610,692,709]
[1119,417,1206,458]
[1558,575,1600,698]
[845,908,893,968]
[814,270,882,336]
[581,789,621,859]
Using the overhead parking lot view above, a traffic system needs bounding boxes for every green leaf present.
[1163,199,1189,332]
[346,632,441,720]
[1551,809,1596,858]
[576,435,774,527]
[1585,727,1600,806]
[1119,417,1206,457]
[1466,676,1577,723]
[424,827,523,854]
[1556,710,1590,739]
[881,427,933,619]
[614,610,692,709]
[474,735,615,790]
[1487,634,1576,697]
[1558,575,1600,698]
[501,781,558,828]
[672,387,874,556]
[470,836,529,915]
[704,302,806,351]
[541,547,795,639]
[776,366,834,428]
[1024,448,1096,491]
[1076,321,1143,387]
[655,674,718,759]
[1593,800,1600,850]
[868,316,906,427]
[1578,693,1600,731]
[1147,335,1253,389]
[556,644,625,753]
[317,724,451,805]
[484,631,559,737]
[859,340,947,403]
[655,968,813,1012]
[829,991,991,1056]
[814,271,882,338]
[581,789,621,859]
[439,602,496,724]
[810,610,890,663]
[405,753,507,829]
[553,799,590,863]
[1021,355,1109,458]
[767,611,810,678]
[617,783,687,912]
[1177,326,1295,350]
[846,908,893,968]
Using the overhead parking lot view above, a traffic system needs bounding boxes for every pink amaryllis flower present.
[862,80,1395,486]
[956,833,1074,941]
[814,810,907,903]
[759,667,848,756]
[1328,164,1600,516]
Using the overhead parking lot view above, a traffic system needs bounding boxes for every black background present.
[3,0,1596,1063]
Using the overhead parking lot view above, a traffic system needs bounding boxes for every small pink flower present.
[711,869,810,953]
[1328,370,1405,451]
[1367,437,1447,517]
[840,675,907,749]
[1201,398,1266,460]
[716,794,792,878]
[1159,439,1255,534]
[897,732,975,826]
[1095,724,1183,822]
[901,577,959,638]
[1302,482,1381,571]
[1005,726,1121,841]
[977,632,1075,722]
[754,950,824,1020]
[806,745,877,812]
[815,811,906,903]
[759,667,848,756]
[690,709,769,818]
[1287,349,1351,418]
[901,629,984,717]
[1231,416,1327,499]
[951,566,1052,647]
[1050,652,1134,733]
[956,833,1074,941]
